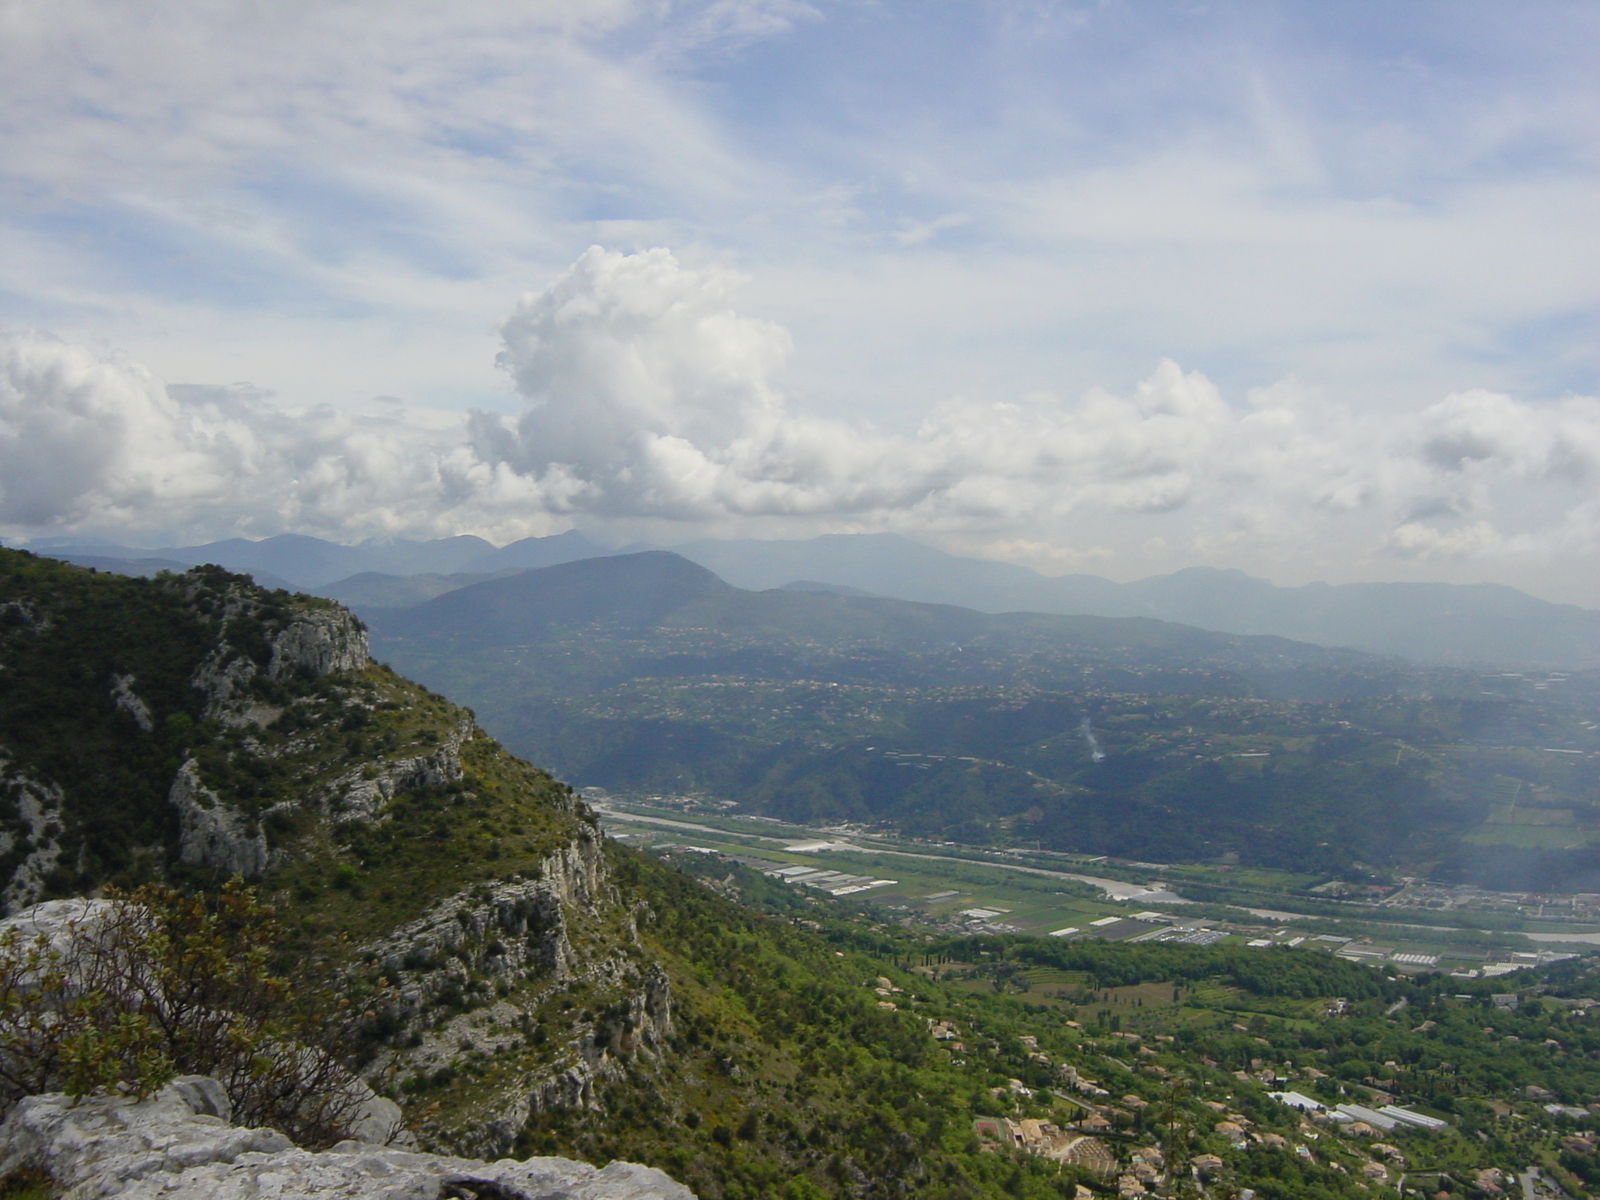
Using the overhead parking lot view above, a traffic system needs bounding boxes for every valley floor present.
[591,793,1600,976]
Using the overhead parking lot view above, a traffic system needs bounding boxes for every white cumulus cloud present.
[0,331,544,542]
[4,246,1600,592]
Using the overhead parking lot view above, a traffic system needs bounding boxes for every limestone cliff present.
[328,714,470,822]
[0,555,377,908]
[190,590,370,723]
[0,551,685,1164]
[169,760,270,877]
[268,607,370,679]
[347,822,676,1158]
[0,758,66,914]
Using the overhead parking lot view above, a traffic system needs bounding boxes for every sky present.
[1,0,1598,602]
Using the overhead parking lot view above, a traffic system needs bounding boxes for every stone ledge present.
[0,1078,697,1200]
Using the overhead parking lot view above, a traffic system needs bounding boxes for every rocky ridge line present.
[358,825,675,1157]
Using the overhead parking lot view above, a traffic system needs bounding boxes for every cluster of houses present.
[925,1005,1451,1195]
[969,1109,1258,1200]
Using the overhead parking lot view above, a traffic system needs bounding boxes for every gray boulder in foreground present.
[0,1076,696,1200]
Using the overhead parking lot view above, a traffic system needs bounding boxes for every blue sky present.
[1,1,1598,601]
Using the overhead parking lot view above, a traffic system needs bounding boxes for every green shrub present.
[0,882,367,1147]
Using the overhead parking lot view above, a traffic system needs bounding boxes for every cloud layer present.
[1,2,1595,423]
[5,247,1598,590]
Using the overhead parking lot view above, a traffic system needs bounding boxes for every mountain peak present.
[375,551,733,644]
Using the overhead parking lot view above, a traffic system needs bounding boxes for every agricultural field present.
[593,796,1597,974]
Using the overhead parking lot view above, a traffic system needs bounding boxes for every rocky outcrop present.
[0,762,67,915]
[189,649,258,715]
[0,1078,696,1200]
[356,830,675,1158]
[0,600,45,634]
[363,830,611,1028]
[506,959,674,1110]
[268,608,369,679]
[190,595,369,720]
[168,761,269,877]
[109,674,154,733]
[330,716,471,822]
[0,896,116,960]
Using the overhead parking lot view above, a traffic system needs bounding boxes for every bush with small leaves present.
[0,881,370,1147]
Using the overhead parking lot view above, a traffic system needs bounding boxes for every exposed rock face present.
[499,959,674,1126]
[268,608,370,679]
[190,596,370,720]
[168,597,374,874]
[330,716,471,822]
[189,648,258,716]
[0,1078,697,1200]
[0,762,67,915]
[109,674,154,733]
[358,829,675,1159]
[0,896,117,969]
[0,600,44,633]
[169,760,269,877]
[364,828,611,1001]
[367,875,574,1002]
[166,594,391,864]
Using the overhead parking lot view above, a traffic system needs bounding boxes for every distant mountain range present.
[23,539,1600,881]
[367,549,1405,692]
[668,534,1600,670]
[24,530,1600,669]
[26,529,609,589]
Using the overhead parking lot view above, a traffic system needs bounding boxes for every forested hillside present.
[364,553,1600,888]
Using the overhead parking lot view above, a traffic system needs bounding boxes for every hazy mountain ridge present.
[27,529,609,589]
[670,534,1600,670]
[368,550,1436,700]
[37,530,1600,669]
[361,552,1600,887]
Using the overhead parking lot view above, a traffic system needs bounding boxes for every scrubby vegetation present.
[0,882,367,1147]
[624,852,1600,1200]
